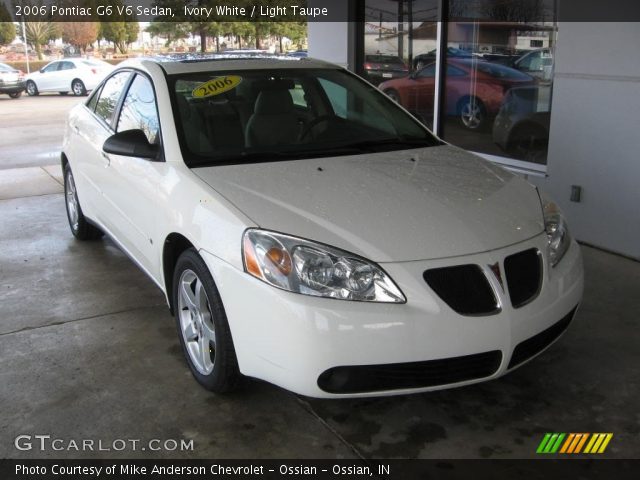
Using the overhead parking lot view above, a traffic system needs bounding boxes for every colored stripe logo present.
[536,433,613,454]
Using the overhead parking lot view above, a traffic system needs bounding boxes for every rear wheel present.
[508,125,548,164]
[72,79,86,96]
[173,249,241,393]
[26,81,38,96]
[384,89,400,103]
[8,92,22,99]
[64,164,103,240]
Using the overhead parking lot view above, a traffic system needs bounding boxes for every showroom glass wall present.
[360,0,557,171]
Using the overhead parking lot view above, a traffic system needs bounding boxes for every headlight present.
[541,195,571,267]
[242,229,406,303]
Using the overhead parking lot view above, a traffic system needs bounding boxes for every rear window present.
[365,55,404,65]
[475,62,532,80]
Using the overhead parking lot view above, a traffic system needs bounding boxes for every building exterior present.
[309,1,640,260]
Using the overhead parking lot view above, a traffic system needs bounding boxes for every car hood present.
[193,145,544,262]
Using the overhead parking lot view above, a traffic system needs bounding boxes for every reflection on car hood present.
[194,145,544,262]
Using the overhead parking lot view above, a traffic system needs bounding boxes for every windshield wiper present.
[336,136,441,151]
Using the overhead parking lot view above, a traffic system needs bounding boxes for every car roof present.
[119,53,339,75]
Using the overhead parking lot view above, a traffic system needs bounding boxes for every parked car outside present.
[0,62,26,99]
[61,54,583,398]
[512,48,553,83]
[493,85,551,164]
[286,50,308,58]
[413,47,474,71]
[379,58,536,129]
[25,58,113,96]
[363,54,408,85]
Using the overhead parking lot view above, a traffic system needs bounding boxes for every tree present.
[0,3,16,45]
[146,22,190,48]
[100,21,139,54]
[23,22,57,60]
[62,22,99,52]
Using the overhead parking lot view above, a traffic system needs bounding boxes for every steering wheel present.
[299,115,343,142]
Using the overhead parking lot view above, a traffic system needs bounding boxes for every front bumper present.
[201,233,583,398]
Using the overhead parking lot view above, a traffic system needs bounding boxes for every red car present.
[379,59,535,129]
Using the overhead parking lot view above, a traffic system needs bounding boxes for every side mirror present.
[39,68,45,73]
[103,129,158,160]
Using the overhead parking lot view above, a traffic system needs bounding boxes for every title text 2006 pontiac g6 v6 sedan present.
[61,55,583,398]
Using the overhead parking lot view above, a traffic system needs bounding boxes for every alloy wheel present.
[65,170,79,232]
[178,269,217,375]
[461,101,483,129]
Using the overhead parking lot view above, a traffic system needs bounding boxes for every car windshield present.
[0,63,12,72]
[168,67,441,167]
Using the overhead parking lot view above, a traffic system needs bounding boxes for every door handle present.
[101,152,110,167]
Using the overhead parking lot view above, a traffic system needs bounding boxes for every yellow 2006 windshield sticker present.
[192,76,242,98]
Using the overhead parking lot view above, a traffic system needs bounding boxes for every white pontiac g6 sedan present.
[61,55,583,398]
[26,58,113,96]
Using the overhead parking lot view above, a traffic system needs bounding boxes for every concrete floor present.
[0,166,638,460]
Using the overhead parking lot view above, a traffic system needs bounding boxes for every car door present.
[100,73,165,276]
[56,61,77,91]
[69,71,132,225]
[36,61,61,91]
[407,64,436,116]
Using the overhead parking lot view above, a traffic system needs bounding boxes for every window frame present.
[84,68,165,162]
[115,73,163,156]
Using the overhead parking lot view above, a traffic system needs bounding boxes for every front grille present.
[508,306,577,369]
[504,248,542,308]
[317,351,502,394]
[424,265,499,315]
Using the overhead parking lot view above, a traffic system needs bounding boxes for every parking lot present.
[1,94,639,460]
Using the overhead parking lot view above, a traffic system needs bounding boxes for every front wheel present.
[64,164,103,240]
[26,81,38,96]
[71,79,86,96]
[173,249,241,393]
[459,97,486,130]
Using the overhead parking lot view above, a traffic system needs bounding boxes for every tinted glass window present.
[417,65,436,78]
[170,68,439,166]
[95,72,131,126]
[86,86,101,112]
[365,55,404,65]
[60,61,75,71]
[117,74,160,144]
[42,62,59,73]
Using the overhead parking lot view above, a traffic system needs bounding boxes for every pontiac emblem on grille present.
[489,262,504,291]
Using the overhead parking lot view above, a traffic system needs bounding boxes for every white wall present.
[529,23,640,259]
[308,22,351,68]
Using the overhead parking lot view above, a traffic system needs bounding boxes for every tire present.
[63,164,103,240]
[8,91,22,99]
[26,81,38,96]
[507,125,548,164]
[71,79,86,96]
[458,97,486,130]
[173,249,241,393]
[384,89,400,103]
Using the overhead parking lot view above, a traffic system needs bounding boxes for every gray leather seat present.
[245,89,299,147]
[176,95,214,155]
